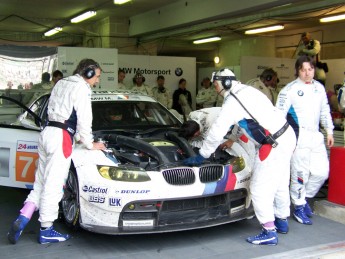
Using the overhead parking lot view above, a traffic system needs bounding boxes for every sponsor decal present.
[117,95,129,100]
[123,220,154,227]
[230,204,245,214]
[82,185,108,194]
[62,61,74,66]
[297,90,304,96]
[297,176,304,184]
[88,195,105,203]
[257,65,270,70]
[119,67,171,75]
[119,190,150,194]
[175,67,183,76]
[16,141,38,153]
[237,176,251,184]
[101,62,115,66]
[276,64,289,70]
[108,77,115,81]
[16,141,39,183]
[91,96,112,101]
[109,197,122,207]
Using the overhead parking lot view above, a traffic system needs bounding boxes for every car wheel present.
[61,165,80,229]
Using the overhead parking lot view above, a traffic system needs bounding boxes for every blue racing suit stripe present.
[338,88,343,104]
[64,107,77,142]
[287,106,299,141]
[238,119,268,145]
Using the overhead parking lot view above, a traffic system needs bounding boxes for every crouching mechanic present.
[8,59,106,245]
[179,107,255,170]
[276,55,334,225]
[183,68,296,246]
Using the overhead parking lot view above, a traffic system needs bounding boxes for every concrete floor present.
[1,186,345,259]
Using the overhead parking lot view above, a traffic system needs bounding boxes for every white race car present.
[0,90,254,234]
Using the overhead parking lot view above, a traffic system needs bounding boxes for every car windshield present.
[92,100,181,131]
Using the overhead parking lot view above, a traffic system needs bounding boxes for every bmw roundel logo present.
[297,90,304,96]
[175,67,183,76]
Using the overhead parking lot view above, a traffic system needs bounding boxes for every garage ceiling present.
[0,0,344,56]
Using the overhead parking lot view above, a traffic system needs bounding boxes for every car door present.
[0,94,49,189]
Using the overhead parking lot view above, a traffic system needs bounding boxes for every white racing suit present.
[131,84,154,97]
[25,74,94,227]
[276,78,334,206]
[152,86,172,109]
[196,86,224,108]
[337,85,345,111]
[199,83,296,224]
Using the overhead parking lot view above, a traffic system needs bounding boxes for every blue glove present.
[183,154,205,166]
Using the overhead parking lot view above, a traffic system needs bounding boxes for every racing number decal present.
[16,141,39,183]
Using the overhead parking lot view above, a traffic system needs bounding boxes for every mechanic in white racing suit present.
[183,68,296,246]
[276,55,334,225]
[179,107,255,170]
[8,59,106,245]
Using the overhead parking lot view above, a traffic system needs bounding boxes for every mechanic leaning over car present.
[179,106,256,170]
[183,68,296,246]
[7,59,106,245]
[276,55,334,226]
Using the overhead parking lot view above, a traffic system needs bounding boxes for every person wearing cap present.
[131,72,153,96]
[295,32,326,86]
[276,55,334,226]
[183,68,296,246]
[246,68,279,105]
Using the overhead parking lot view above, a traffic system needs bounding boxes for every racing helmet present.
[211,68,237,90]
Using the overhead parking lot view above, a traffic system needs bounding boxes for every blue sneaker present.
[246,228,278,245]
[293,205,312,225]
[304,202,313,217]
[39,226,70,244]
[274,218,289,234]
[7,215,30,244]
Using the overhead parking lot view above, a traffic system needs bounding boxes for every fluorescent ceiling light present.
[245,25,284,34]
[114,0,131,4]
[193,36,221,44]
[71,11,96,23]
[44,27,62,37]
[320,14,345,23]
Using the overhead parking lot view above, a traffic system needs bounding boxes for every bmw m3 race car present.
[0,89,254,234]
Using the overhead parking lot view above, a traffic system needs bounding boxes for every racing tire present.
[61,165,80,230]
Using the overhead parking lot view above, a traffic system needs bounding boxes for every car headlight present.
[229,156,246,173]
[97,165,151,182]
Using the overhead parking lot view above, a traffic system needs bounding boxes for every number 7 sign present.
[16,141,39,183]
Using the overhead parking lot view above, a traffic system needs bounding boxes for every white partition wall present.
[57,47,118,90]
[119,54,196,108]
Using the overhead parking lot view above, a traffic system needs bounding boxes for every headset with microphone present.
[211,69,237,90]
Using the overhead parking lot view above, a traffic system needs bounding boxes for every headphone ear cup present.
[266,75,272,81]
[222,78,232,89]
[84,67,95,79]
